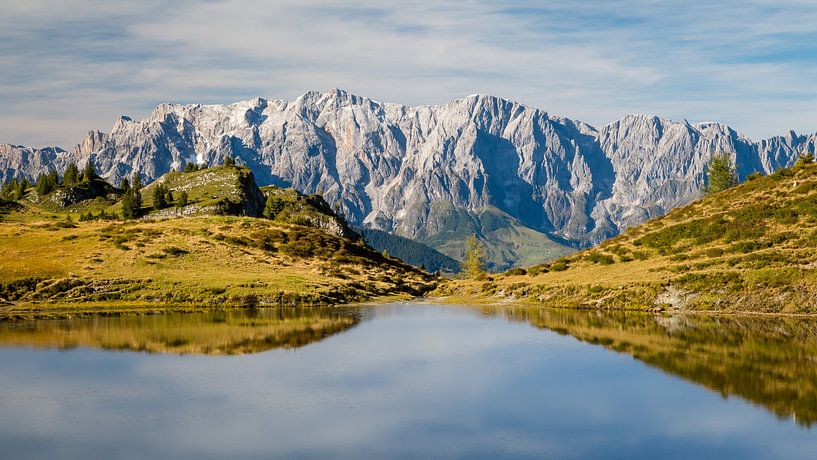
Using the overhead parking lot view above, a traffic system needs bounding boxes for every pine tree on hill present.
[119,177,130,191]
[464,235,487,280]
[176,191,188,208]
[121,189,137,220]
[47,169,60,189]
[223,156,235,167]
[63,162,79,186]
[129,172,143,213]
[11,186,20,201]
[36,172,58,195]
[705,152,738,195]
[82,161,96,182]
[35,173,48,195]
[0,179,12,199]
[133,186,142,212]
[132,172,142,192]
[263,195,286,219]
[152,185,168,210]
[13,178,28,200]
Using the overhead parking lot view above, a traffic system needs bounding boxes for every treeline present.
[0,156,233,218]
[361,229,460,273]
[1,161,100,199]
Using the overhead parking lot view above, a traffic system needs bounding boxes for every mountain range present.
[2,89,815,269]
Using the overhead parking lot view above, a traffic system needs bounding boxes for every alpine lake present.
[1,302,815,459]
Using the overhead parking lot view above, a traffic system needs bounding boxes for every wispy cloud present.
[1,0,815,147]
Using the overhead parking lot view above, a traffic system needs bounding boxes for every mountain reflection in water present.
[2,303,815,429]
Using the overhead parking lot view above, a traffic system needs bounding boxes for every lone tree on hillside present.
[128,171,143,215]
[223,156,235,167]
[705,152,738,195]
[464,235,487,280]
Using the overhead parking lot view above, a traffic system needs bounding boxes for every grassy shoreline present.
[427,295,817,318]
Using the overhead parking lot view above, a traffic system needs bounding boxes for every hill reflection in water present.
[0,308,362,355]
[476,305,817,427]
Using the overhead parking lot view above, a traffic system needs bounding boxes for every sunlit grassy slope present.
[0,167,435,319]
[437,163,817,314]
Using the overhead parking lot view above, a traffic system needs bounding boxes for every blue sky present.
[1,0,816,147]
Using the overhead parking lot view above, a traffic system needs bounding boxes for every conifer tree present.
[119,177,130,191]
[0,179,12,199]
[36,172,58,195]
[705,152,738,195]
[224,155,235,167]
[11,187,20,201]
[463,235,486,280]
[121,189,137,220]
[63,162,79,186]
[35,173,48,195]
[132,172,142,192]
[13,178,27,200]
[176,191,188,208]
[82,161,96,182]
[263,195,286,219]
[133,185,142,212]
[47,169,60,189]
[152,185,168,210]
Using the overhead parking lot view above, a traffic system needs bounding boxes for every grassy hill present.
[437,163,817,314]
[0,167,435,319]
[115,165,265,217]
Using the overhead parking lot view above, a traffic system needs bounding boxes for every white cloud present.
[0,0,815,147]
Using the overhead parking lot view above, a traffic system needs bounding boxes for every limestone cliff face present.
[3,90,815,249]
[0,144,74,183]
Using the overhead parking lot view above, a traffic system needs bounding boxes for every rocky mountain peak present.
[2,88,815,268]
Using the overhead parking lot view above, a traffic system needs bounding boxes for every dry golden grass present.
[438,164,817,314]
[0,213,435,318]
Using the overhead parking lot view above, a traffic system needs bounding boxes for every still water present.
[0,303,815,459]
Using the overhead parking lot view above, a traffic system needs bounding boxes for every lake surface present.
[0,303,815,459]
